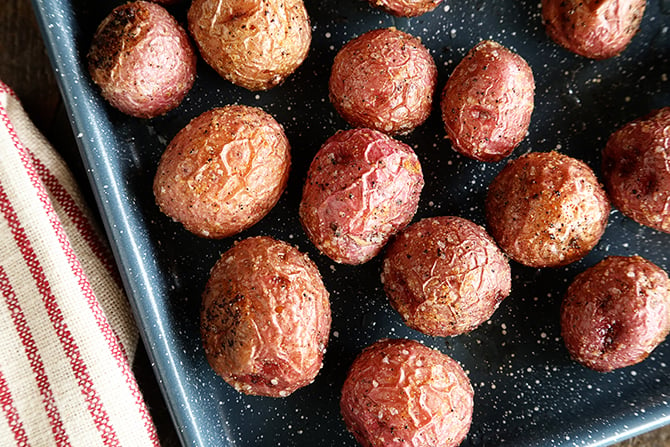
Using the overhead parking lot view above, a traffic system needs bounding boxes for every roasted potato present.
[441,40,535,162]
[561,256,670,372]
[299,128,424,264]
[87,0,197,118]
[541,0,646,59]
[329,27,437,135]
[201,236,331,396]
[602,107,670,233]
[341,338,474,447]
[188,0,311,91]
[382,216,511,337]
[485,151,610,268]
[153,105,290,238]
[366,0,443,18]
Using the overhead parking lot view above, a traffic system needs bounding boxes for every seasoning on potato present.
[602,107,670,234]
[441,40,535,162]
[87,0,197,119]
[299,128,424,265]
[153,105,290,238]
[561,256,670,372]
[329,27,437,135]
[201,236,331,397]
[188,0,311,91]
[341,338,474,447]
[485,151,610,268]
[366,0,443,17]
[541,0,646,59]
[382,216,511,337]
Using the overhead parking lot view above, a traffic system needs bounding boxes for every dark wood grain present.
[2,2,667,446]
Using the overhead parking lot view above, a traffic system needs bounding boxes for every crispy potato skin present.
[201,236,331,397]
[299,128,424,264]
[153,105,290,238]
[441,40,535,162]
[382,216,511,337]
[340,339,474,447]
[541,0,646,59]
[602,107,670,233]
[329,28,437,135]
[188,0,311,91]
[367,0,443,18]
[485,151,610,268]
[87,1,196,118]
[561,256,670,372]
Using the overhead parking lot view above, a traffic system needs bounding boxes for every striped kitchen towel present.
[0,80,159,446]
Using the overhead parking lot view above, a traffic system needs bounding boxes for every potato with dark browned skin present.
[299,128,424,265]
[561,256,670,372]
[602,107,670,233]
[382,216,511,337]
[441,40,535,162]
[329,27,437,135]
[201,236,331,397]
[367,0,443,17]
[341,338,474,447]
[188,0,311,91]
[87,1,197,119]
[153,105,290,238]
[485,151,610,268]
[541,0,646,59]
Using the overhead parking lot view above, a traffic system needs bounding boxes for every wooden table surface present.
[1,2,668,447]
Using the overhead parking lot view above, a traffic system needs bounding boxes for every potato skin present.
[382,216,511,337]
[201,236,331,397]
[485,151,610,268]
[340,338,474,447]
[188,0,311,91]
[153,105,290,238]
[87,1,196,119]
[367,0,443,18]
[441,40,535,162]
[329,28,437,135]
[602,107,670,233]
[541,0,646,59]
[299,128,424,264]
[561,256,670,372]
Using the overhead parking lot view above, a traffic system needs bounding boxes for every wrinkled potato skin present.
[341,339,474,447]
[486,151,610,268]
[602,107,670,233]
[188,0,311,91]
[88,1,197,118]
[382,216,511,337]
[561,256,670,372]
[329,28,437,135]
[299,128,424,264]
[441,40,535,162]
[367,0,443,18]
[201,236,331,397]
[153,105,290,238]
[541,0,646,59]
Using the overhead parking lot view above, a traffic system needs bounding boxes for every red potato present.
[201,236,331,396]
[188,0,311,91]
[329,27,437,135]
[441,40,535,162]
[602,107,670,233]
[367,0,443,17]
[153,105,290,238]
[485,151,610,268]
[561,256,670,372]
[87,1,196,119]
[341,338,474,447]
[541,0,646,59]
[381,216,511,337]
[299,128,424,264]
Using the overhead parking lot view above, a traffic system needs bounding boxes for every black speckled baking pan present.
[31,0,670,445]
